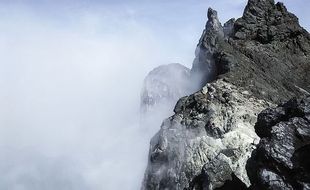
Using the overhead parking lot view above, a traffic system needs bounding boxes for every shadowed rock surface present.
[191,0,310,103]
[142,0,310,189]
[247,96,310,190]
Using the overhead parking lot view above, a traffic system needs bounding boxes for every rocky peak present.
[192,0,310,103]
[207,7,218,20]
[142,0,310,189]
[199,8,224,50]
[245,0,275,15]
[190,8,225,90]
[233,0,305,43]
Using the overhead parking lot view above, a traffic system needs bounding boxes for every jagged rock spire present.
[190,8,225,90]
[199,8,224,50]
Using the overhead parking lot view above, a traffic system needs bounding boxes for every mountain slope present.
[142,0,310,189]
[192,0,310,103]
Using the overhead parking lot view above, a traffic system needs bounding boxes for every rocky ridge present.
[192,0,310,103]
[142,0,310,189]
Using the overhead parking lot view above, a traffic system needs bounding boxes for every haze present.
[0,0,308,189]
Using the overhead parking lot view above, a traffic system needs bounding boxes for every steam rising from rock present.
[140,63,192,131]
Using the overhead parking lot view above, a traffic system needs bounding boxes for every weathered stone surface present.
[213,173,248,190]
[247,96,310,190]
[184,97,310,190]
[141,80,270,190]
[226,0,310,104]
[142,0,310,189]
[234,0,304,43]
[191,0,310,104]
[223,18,235,38]
[190,8,224,90]
[200,154,234,190]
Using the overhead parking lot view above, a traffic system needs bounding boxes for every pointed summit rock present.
[190,8,225,90]
[201,8,224,49]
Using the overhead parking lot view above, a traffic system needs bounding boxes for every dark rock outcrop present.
[247,96,310,190]
[142,0,310,189]
[181,96,310,190]
[191,0,310,103]
[187,155,248,190]
[190,8,224,89]
[226,0,310,103]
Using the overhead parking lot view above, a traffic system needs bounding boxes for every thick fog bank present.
[0,1,308,190]
[0,9,194,190]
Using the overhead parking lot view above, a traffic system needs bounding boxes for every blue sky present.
[0,0,308,66]
[0,1,308,190]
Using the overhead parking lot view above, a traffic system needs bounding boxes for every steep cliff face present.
[142,0,310,189]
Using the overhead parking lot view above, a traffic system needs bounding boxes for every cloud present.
[0,1,308,190]
[0,5,176,190]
